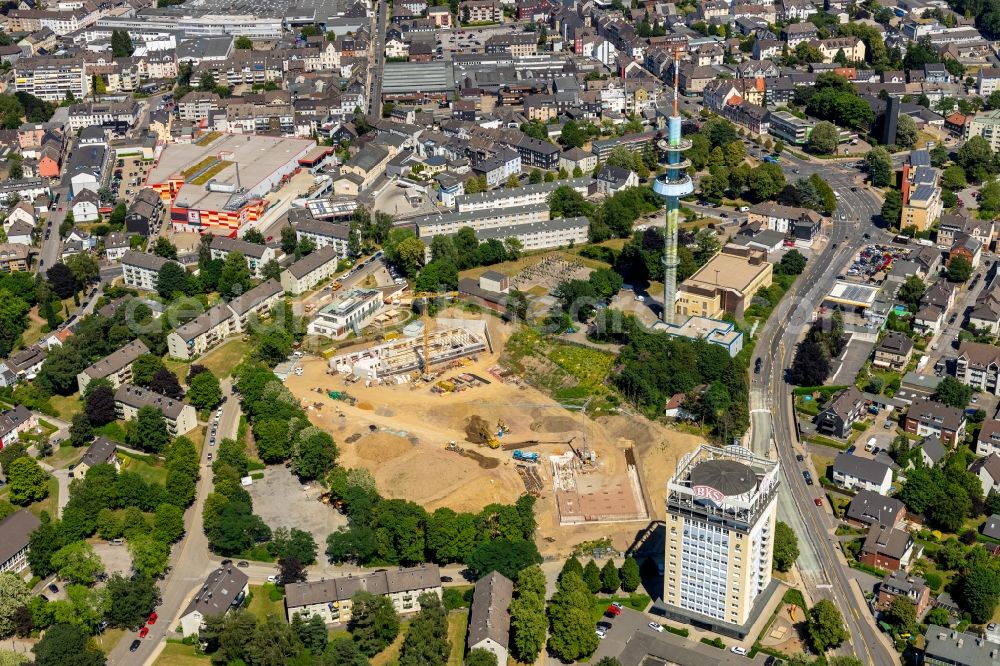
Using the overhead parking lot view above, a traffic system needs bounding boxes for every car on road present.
[754,357,762,374]
[48,583,58,594]
[611,602,623,609]
[139,626,149,638]
[764,657,777,666]
[237,561,249,567]
[267,575,278,583]
[731,646,748,656]
[648,622,664,632]
[596,628,607,639]
[440,576,453,582]
[814,498,823,506]
[147,612,157,625]
[129,640,141,652]
[802,470,813,485]
[207,453,213,461]
[605,605,621,617]
[795,454,804,462]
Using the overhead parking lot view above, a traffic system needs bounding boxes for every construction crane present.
[410,290,458,379]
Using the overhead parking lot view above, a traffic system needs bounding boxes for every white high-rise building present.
[663,444,779,633]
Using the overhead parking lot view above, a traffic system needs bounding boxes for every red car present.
[814,498,823,507]
[138,626,149,638]
[606,605,621,617]
[147,612,158,625]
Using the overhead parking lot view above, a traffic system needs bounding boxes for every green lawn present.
[95,628,126,655]
[153,641,210,665]
[27,476,59,518]
[166,339,250,379]
[589,594,652,623]
[447,611,469,666]
[371,620,411,666]
[48,394,82,422]
[119,453,167,486]
[247,583,285,622]
[94,421,127,442]
[41,442,85,469]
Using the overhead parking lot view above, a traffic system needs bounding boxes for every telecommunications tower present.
[652,49,694,325]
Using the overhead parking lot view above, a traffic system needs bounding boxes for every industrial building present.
[662,444,780,637]
[675,246,773,320]
[381,61,455,103]
[146,133,315,235]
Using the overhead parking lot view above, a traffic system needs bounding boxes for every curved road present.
[749,155,899,666]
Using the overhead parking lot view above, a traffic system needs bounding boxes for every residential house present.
[179,567,249,637]
[845,490,906,529]
[860,524,917,572]
[73,436,119,478]
[0,244,31,272]
[903,398,967,447]
[873,331,914,372]
[877,571,931,616]
[977,419,1000,456]
[0,510,41,574]
[956,341,1000,395]
[831,453,893,494]
[983,514,1000,540]
[0,346,46,385]
[924,626,1000,666]
[0,405,37,449]
[5,221,33,246]
[920,437,947,468]
[467,572,514,666]
[126,188,161,236]
[75,338,149,394]
[114,384,198,436]
[970,453,1000,496]
[815,386,866,438]
[283,565,442,624]
[595,164,638,195]
[103,232,130,262]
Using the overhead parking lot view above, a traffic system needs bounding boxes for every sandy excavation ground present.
[283,312,705,556]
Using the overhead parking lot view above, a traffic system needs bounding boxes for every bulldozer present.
[465,415,500,449]
[497,419,511,435]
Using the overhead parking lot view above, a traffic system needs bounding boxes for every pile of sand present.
[356,402,374,411]
[353,432,414,464]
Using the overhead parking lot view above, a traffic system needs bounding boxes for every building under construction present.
[328,318,490,379]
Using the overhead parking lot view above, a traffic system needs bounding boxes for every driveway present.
[829,334,877,386]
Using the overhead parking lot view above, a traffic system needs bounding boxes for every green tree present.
[325,636,371,665]
[124,406,170,453]
[32,623,106,666]
[399,592,450,666]
[234,35,253,49]
[291,427,338,480]
[808,599,849,652]
[934,375,973,408]
[131,354,163,387]
[111,29,133,57]
[153,503,185,544]
[105,573,159,630]
[27,513,64,577]
[883,595,916,634]
[947,255,974,283]
[897,275,925,311]
[350,592,400,657]
[582,559,602,594]
[0,574,30,638]
[153,237,177,259]
[218,251,253,299]
[50,541,104,585]
[65,254,98,285]
[806,121,839,155]
[383,229,425,278]
[600,559,621,593]
[962,567,1000,623]
[881,189,903,227]
[779,249,807,275]
[7,456,48,506]
[895,113,917,149]
[155,261,188,298]
[925,607,950,627]
[128,535,170,578]
[187,369,222,409]
[773,521,799,572]
[957,135,996,182]
[465,648,498,666]
[69,412,93,447]
[510,566,547,663]
[620,556,641,591]
[0,95,25,130]
[466,539,542,580]
[547,572,599,662]
[866,147,894,187]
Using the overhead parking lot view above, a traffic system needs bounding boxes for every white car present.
[648,622,664,633]
[267,575,278,583]
[595,629,607,639]
[730,646,748,656]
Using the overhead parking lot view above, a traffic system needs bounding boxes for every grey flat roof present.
[381,61,454,93]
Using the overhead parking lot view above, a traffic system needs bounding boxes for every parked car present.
[48,583,58,594]
[814,498,823,506]
[731,646,748,656]
[147,612,157,625]
[138,626,149,638]
[648,622,664,633]
[237,561,249,567]
[129,640,141,652]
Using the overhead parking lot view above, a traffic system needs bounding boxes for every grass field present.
[501,327,615,405]
[447,611,469,666]
[589,594,652,623]
[27,476,59,518]
[165,339,249,380]
[41,443,85,469]
[48,394,82,422]
[247,583,285,622]
[153,641,210,665]
[119,453,168,486]
[371,620,411,666]
[95,628,126,655]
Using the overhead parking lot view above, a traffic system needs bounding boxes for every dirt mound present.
[345,433,362,443]
[355,432,413,463]
[356,402,374,411]
[465,415,493,444]
[532,415,580,433]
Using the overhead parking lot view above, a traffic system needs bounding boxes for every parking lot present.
[843,243,911,282]
[246,464,347,548]
[93,540,134,576]
[110,155,154,204]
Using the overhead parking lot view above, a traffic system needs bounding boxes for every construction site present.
[283,309,703,555]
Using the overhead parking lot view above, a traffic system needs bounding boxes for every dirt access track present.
[283,312,704,556]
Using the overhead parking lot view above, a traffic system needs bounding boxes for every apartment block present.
[284,566,442,624]
[307,288,385,339]
[121,250,178,292]
[0,510,41,574]
[280,246,341,295]
[965,110,1000,151]
[209,237,275,279]
[413,204,549,240]
[114,384,198,436]
[956,340,1000,395]
[76,338,150,394]
[13,56,89,102]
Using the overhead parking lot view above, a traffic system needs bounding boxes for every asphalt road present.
[108,382,238,666]
[748,155,899,666]
[368,0,387,118]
